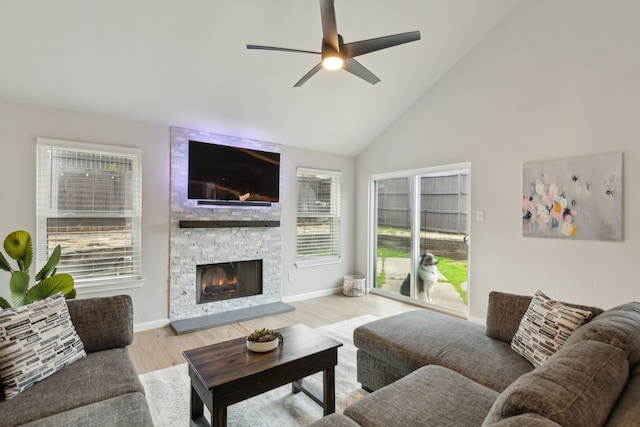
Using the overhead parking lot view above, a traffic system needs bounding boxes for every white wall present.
[355,0,640,319]
[0,100,356,325]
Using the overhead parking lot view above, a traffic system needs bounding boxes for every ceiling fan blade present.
[294,63,323,87]
[343,58,380,85]
[342,31,421,58]
[247,44,320,55]
[319,0,339,51]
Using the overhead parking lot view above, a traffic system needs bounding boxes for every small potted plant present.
[246,328,283,352]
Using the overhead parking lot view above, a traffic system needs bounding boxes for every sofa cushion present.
[511,290,593,367]
[0,347,144,426]
[484,341,628,427]
[485,291,603,344]
[345,365,499,427]
[0,293,86,399]
[354,309,534,392]
[603,363,640,426]
[564,302,640,366]
[20,392,153,427]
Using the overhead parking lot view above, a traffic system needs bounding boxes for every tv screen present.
[188,140,280,203]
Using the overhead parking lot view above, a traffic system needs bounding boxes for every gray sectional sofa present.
[309,291,640,427]
[0,295,153,427]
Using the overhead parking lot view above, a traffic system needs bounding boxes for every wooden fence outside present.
[377,172,469,235]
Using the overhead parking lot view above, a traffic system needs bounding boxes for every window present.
[36,138,142,290]
[296,168,341,266]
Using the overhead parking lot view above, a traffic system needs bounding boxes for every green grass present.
[376,247,407,288]
[376,247,468,304]
[377,247,410,259]
[436,258,468,305]
[377,264,386,287]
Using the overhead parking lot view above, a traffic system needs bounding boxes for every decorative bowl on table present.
[246,328,283,353]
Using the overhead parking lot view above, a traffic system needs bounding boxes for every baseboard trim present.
[468,315,486,325]
[282,287,342,303]
[134,318,170,333]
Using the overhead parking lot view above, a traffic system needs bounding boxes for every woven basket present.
[343,275,366,297]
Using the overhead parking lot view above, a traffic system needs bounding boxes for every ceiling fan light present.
[322,55,343,70]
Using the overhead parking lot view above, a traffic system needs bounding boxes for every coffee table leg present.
[190,385,208,427]
[212,405,227,427]
[290,367,337,415]
[323,367,336,416]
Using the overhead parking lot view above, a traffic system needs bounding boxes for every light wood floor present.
[130,293,419,374]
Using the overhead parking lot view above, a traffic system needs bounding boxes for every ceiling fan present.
[247,0,421,87]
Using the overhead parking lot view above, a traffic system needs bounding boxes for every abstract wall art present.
[522,153,623,241]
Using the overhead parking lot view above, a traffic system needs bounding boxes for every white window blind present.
[296,168,341,264]
[36,138,142,286]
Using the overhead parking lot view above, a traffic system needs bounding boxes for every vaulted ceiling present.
[0,1,521,155]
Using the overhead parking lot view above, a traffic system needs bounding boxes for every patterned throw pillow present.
[511,290,593,367]
[0,293,86,399]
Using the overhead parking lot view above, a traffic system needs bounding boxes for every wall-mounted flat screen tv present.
[188,140,280,204]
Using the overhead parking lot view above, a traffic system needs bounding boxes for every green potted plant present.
[0,230,75,309]
[246,328,283,352]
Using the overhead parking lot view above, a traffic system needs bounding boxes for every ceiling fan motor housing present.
[322,35,344,70]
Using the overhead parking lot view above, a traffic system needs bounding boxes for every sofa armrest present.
[66,295,134,353]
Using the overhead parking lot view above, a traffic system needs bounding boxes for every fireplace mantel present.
[179,220,280,229]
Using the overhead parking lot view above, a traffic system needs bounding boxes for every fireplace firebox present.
[196,259,263,304]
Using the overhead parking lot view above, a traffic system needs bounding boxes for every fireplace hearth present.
[196,259,263,304]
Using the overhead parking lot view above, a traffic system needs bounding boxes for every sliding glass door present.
[370,164,470,314]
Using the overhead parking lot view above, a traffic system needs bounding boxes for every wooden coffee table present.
[183,323,343,427]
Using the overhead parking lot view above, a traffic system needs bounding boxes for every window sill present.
[295,257,341,268]
[74,277,146,295]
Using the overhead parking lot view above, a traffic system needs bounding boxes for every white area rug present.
[139,315,378,426]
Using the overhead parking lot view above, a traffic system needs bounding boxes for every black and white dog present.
[399,253,439,303]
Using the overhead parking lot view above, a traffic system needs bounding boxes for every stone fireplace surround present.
[169,127,291,332]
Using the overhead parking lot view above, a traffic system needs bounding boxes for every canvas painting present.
[522,153,623,241]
